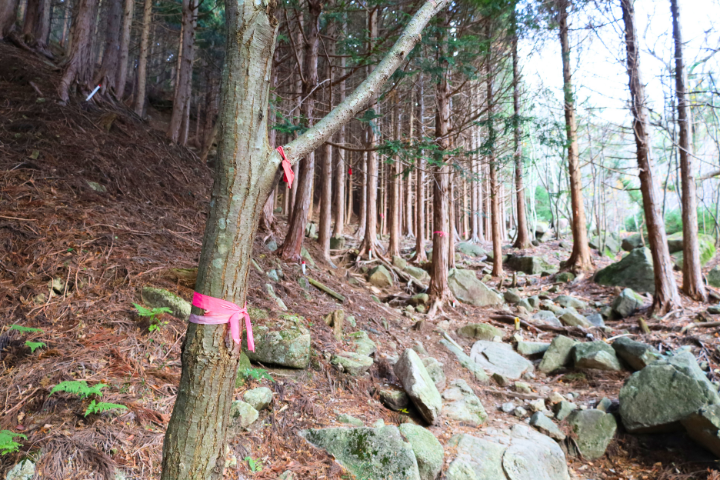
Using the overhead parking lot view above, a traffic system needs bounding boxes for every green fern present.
[25,341,46,353]
[50,381,107,399]
[0,430,26,455]
[84,400,127,417]
[238,367,274,383]
[9,325,43,334]
[244,456,262,472]
[133,303,172,319]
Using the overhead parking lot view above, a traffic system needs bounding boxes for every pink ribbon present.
[189,292,254,351]
[276,146,294,189]
[433,231,447,237]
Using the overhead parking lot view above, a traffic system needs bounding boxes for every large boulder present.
[331,351,374,376]
[439,339,490,383]
[594,247,655,294]
[621,233,644,252]
[554,295,587,310]
[368,265,393,288]
[394,349,443,424]
[441,379,488,426]
[533,310,562,327]
[559,310,592,328]
[470,341,534,380]
[448,269,503,307]
[422,357,447,391]
[708,266,720,288]
[611,288,645,318]
[141,286,191,321]
[611,337,661,371]
[243,387,273,411]
[567,409,617,460]
[530,412,566,441]
[681,404,720,457]
[507,256,555,275]
[301,426,421,480]
[589,233,621,255]
[539,336,577,373]
[405,265,430,282]
[244,316,311,368]
[348,331,377,356]
[457,323,501,341]
[230,400,259,429]
[667,232,716,266]
[619,351,720,432]
[457,242,487,258]
[398,424,444,480]
[573,341,623,371]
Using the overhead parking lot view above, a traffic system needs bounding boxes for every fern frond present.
[50,381,107,399]
[84,401,127,417]
[25,341,47,353]
[133,303,153,317]
[9,325,43,334]
[0,430,27,455]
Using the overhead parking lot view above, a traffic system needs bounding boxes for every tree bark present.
[58,0,98,103]
[116,0,134,99]
[486,24,502,277]
[22,0,51,50]
[671,0,706,301]
[511,13,530,249]
[134,0,152,115]
[0,0,20,39]
[167,0,196,142]
[620,0,681,314]
[332,41,347,239]
[413,77,428,262]
[389,95,402,258]
[319,139,333,258]
[95,0,124,95]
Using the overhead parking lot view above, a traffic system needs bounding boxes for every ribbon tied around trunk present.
[189,292,254,352]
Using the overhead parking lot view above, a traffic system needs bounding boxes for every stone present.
[527,296,540,308]
[708,266,720,288]
[514,407,528,417]
[507,255,556,275]
[501,402,516,413]
[348,331,377,356]
[448,269,504,307]
[539,336,577,373]
[514,381,532,394]
[380,388,410,411]
[596,397,612,412]
[666,232,716,265]
[621,233,644,252]
[504,289,523,304]
[265,239,278,251]
[586,313,605,328]
[398,423,444,480]
[470,341,534,380]
[368,265,393,288]
[567,409,617,460]
[297,277,310,290]
[440,339,490,383]
[611,288,645,318]
[530,412,566,440]
[529,398,547,412]
[493,373,510,387]
[405,265,430,282]
[540,300,565,315]
[442,379,488,426]
[393,255,408,270]
[324,309,345,341]
[300,247,316,268]
[611,337,662,371]
[245,317,310,368]
[554,401,578,421]
[395,349,443,424]
[305,222,318,238]
[331,351,374,376]
[555,272,575,283]
[141,286,191,321]
[6,460,35,480]
[266,284,288,311]
[330,236,345,249]
[338,414,365,426]
[559,310,592,328]
[681,404,720,457]
[301,426,421,480]
[619,351,720,432]
[445,434,506,480]
[413,342,429,355]
[554,295,587,310]
[709,305,720,315]
[230,400,259,429]
[573,342,623,371]
[517,342,550,356]
[243,387,273,411]
[410,293,430,306]
[533,310,562,327]
[457,242,487,258]
[595,247,655,294]
[346,315,356,327]
[422,357,447,391]
[267,269,280,282]
[457,323,501,341]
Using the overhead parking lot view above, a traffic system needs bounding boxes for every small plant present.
[133,304,172,333]
[238,367,274,383]
[84,400,127,417]
[0,430,27,455]
[50,381,126,417]
[9,325,43,334]
[244,456,262,472]
[25,341,46,353]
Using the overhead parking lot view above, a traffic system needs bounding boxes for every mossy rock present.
[141,286,191,321]
[594,247,655,294]
[244,317,311,369]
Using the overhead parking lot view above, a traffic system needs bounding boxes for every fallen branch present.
[307,277,346,303]
[490,313,596,340]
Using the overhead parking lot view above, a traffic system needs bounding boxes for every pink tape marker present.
[189,292,254,351]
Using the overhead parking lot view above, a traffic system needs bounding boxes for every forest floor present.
[2,42,720,480]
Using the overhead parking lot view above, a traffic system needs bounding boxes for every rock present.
[245,317,311,369]
[681,404,720,457]
[395,349,443,424]
[611,288,645,318]
[619,351,720,432]
[504,289,523,304]
[554,401,578,421]
[527,296,540,308]
[708,266,720,288]
[305,222,317,238]
[555,272,575,283]
[501,402,516,413]
[338,414,364,426]
[330,236,345,249]
[540,300,565,314]
[439,339,490,383]
[567,409,617,460]
[380,388,410,411]
[529,398,547,412]
[331,351,374,376]
[405,265,430,282]
[470,341,534,380]
[533,310,562,327]
[368,265,393,288]
[586,313,605,327]
[595,247,655,294]
[398,423,444,480]
[539,336,577,373]
[611,337,661,371]
[457,242,487,258]
[410,293,430,306]
[517,342,550,357]
[514,406,528,417]
[393,255,408,270]
[558,310,592,328]
[297,277,310,290]
[448,269,504,307]
[709,305,720,315]
[267,269,280,282]
[621,233,644,252]
[445,434,506,480]
[301,426,421,480]
[507,255,556,275]
[457,323,501,340]
[666,232,716,265]
[573,342,623,371]
[413,342,428,355]
[141,286,191,321]
[265,239,278,251]
[266,284,288,310]
[6,460,35,480]
[300,247,315,268]
[515,381,532,394]
[422,357,447,391]
[554,295,587,310]
[530,412,566,440]
[597,397,612,412]
[243,387,273,411]
[348,331,376,356]
[230,400,259,429]
[324,309,345,341]
[492,373,509,387]
[441,379,488,426]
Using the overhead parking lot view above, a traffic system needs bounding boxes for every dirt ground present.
[1,42,720,480]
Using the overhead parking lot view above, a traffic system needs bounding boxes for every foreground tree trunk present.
[23,0,51,51]
[412,77,428,263]
[332,51,347,240]
[511,13,530,249]
[485,24,503,277]
[0,0,20,39]
[671,0,706,302]
[134,0,153,115]
[389,96,401,258]
[116,0,134,99]
[58,0,98,102]
[167,0,196,142]
[557,0,592,271]
[620,0,681,314]
[95,0,124,95]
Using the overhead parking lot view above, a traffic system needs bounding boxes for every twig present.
[307,277,346,303]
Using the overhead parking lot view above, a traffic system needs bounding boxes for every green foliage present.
[9,325,43,334]
[25,341,46,353]
[50,380,107,399]
[0,430,26,455]
[238,367,274,383]
[534,186,554,222]
[84,400,127,417]
[244,456,262,472]
[134,303,172,332]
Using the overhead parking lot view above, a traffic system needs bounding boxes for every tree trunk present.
[620,0,681,314]
[389,95,401,258]
[413,77,428,262]
[95,0,123,95]
[511,14,530,249]
[332,44,347,239]
[58,0,98,103]
[167,0,196,142]
[486,25,502,277]
[116,0,134,99]
[557,0,592,271]
[319,139,333,259]
[134,0,152,116]
[0,0,20,39]
[671,0,706,301]
[22,0,51,50]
